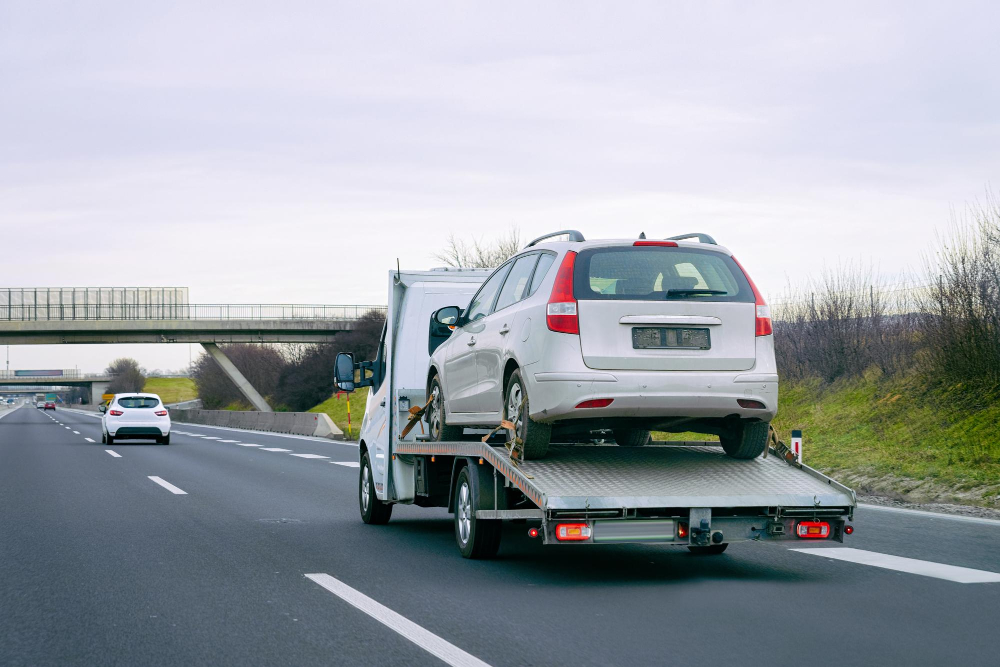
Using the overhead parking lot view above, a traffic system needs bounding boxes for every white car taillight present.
[732,256,773,336]
[546,251,579,334]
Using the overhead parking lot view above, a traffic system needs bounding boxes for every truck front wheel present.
[719,421,769,459]
[359,452,392,525]
[454,466,501,559]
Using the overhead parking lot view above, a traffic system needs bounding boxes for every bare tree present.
[105,358,147,394]
[433,227,522,269]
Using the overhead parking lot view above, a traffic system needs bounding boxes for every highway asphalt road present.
[2,404,998,667]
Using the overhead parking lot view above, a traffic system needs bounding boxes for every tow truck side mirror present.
[334,353,356,392]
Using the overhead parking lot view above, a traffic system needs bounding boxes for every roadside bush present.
[274,310,385,411]
[105,357,147,394]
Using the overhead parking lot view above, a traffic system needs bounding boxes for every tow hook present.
[690,518,712,546]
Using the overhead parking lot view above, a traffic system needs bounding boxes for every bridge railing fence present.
[0,302,387,322]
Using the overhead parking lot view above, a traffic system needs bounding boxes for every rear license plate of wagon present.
[632,327,711,350]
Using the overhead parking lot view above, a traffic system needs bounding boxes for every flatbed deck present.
[394,440,856,514]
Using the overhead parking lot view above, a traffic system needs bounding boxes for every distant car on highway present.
[36,401,45,409]
[44,401,56,410]
[100,393,171,445]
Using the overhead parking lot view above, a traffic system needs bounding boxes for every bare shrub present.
[922,199,1000,390]
[433,227,522,269]
[105,357,147,394]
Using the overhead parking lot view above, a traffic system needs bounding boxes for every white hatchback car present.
[426,231,777,460]
[101,393,171,445]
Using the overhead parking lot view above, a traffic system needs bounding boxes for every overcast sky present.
[2,1,998,373]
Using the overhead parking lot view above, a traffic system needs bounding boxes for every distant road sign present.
[15,370,63,377]
[102,394,115,401]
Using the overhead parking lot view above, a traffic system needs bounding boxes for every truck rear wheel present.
[719,421,769,459]
[688,544,728,555]
[613,428,651,447]
[428,376,463,442]
[453,466,501,559]
[359,452,392,525]
[504,369,550,459]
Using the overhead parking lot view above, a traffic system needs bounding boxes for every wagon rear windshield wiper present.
[665,289,729,298]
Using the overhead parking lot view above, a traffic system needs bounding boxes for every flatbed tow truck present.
[335,267,856,558]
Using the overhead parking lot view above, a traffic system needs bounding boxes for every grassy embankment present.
[309,387,370,438]
[143,377,198,404]
[772,372,1000,507]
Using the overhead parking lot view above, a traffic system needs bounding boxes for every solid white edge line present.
[289,453,329,459]
[148,476,188,495]
[790,547,1000,583]
[260,448,292,452]
[84,437,95,443]
[171,420,359,446]
[332,461,361,468]
[859,503,1000,526]
[305,574,491,667]
[105,450,121,458]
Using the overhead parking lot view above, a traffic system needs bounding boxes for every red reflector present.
[633,240,678,247]
[154,410,168,416]
[546,251,579,334]
[737,399,766,409]
[554,523,592,541]
[109,410,123,416]
[575,398,614,409]
[528,528,539,538]
[677,522,689,539]
[844,525,854,535]
[796,521,831,539]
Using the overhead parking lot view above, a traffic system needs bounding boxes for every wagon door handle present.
[467,337,477,346]
[499,325,510,335]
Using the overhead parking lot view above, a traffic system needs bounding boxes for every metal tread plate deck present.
[394,441,856,511]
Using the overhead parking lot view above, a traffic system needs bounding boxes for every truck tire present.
[359,452,392,525]
[719,421,769,459]
[428,376,463,442]
[453,466,501,559]
[504,369,550,459]
[613,428,651,447]
[688,544,728,555]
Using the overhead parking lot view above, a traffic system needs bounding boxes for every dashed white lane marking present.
[290,454,329,459]
[260,447,292,452]
[305,573,491,667]
[84,438,95,443]
[73,431,80,434]
[148,476,188,495]
[236,443,262,447]
[64,426,71,429]
[332,461,361,468]
[791,548,1000,584]
[202,436,220,440]
[219,439,240,443]
[105,450,121,458]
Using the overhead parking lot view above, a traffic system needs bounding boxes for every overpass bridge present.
[0,370,113,405]
[1,288,386,412]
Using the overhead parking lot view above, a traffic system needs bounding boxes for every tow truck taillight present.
[554,523,592,541]
[575,398,614,409]
[795,521,831,539]
[109,409,123,416]
[677,522,689,539]
[155,410,168,416]
[546,251,579,334]
[731,255,772,336]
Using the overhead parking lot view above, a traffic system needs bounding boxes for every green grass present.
[309,387,370,437]
[772,371,1000,505]
[143,377,198,404]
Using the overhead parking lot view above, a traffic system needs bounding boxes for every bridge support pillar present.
[90,381,111,405]
[201,343,273,412]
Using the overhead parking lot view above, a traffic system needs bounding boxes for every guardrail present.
[1,304,387,322]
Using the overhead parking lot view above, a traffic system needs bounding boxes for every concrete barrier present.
[169,408,344,440]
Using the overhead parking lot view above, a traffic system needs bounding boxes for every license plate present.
[632,327,710,349]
